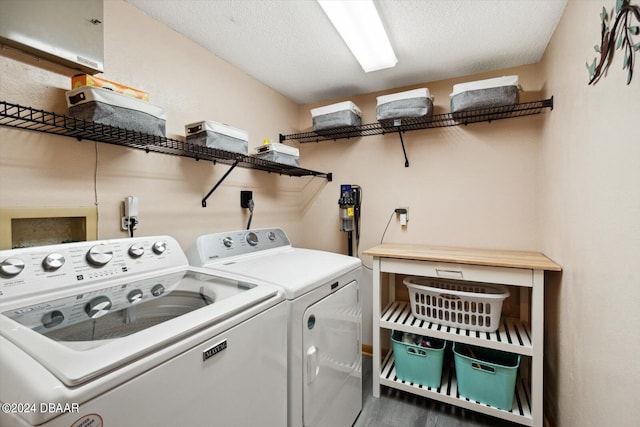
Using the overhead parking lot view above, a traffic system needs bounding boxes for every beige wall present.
[539,1,640,426]
[0,0,307,249]
[299,65,545,256]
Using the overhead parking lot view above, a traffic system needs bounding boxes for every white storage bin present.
[404,276,510,332]
[254,143,299,167]
[310,101,361,132]
[376,88,433,121]
[450,75,520,113]
[66,86,166,137]
[185,120,248,155]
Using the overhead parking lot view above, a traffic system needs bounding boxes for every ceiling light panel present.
[318,0,397,72]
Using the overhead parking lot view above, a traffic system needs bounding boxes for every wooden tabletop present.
[363,243,562,271]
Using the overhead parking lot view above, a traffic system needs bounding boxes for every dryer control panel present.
[0,236,187,301]
[187,228,290,266]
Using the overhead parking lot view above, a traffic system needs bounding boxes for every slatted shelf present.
[380,301,533,356]
[380,352,533,426]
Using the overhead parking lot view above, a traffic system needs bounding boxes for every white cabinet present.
[0,0,104,74]
[363,244,561,427]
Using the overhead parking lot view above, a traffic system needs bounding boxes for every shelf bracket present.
[201,160,239,207]
[397,130,409,167]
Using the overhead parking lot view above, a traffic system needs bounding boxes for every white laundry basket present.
[404,276,510,332]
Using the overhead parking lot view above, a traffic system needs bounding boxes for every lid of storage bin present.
[255,142,299,157]
[310,101,361,117]
[377,88,431,105]
[184,120,248,141]
[71,74,150,102]
[450,75,519,96]
[65,86,166,119]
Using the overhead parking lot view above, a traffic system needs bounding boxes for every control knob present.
[0,258,25,277]
[246,232,259,246]
[127,289,144,304]
[86,244,113,267]
[41,310,65,328]
[222,236,233,248]
[151,284,165,297]
[128,244,145,258]
[42,253,65,271]
[152,241,167,255]
[267,231,276,241]
[85,296,112,319]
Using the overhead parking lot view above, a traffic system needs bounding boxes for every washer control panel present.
[187,228,290,266]
[4,272,185,333]
[0,236,186,301]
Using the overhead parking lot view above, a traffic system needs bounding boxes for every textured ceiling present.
[125,0,568,105]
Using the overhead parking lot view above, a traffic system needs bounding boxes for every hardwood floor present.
[354,356,519,427]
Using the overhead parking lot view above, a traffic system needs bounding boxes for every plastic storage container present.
[185,120,248,155]
[66,86,166,137]
[453,342,520,410]
[390,330,445,388]
[310,101,361,132]
[254,143,299,167]
[403,276,509,332]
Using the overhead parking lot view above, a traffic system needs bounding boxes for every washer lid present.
[0,269,281,386]
[205,248,361,299]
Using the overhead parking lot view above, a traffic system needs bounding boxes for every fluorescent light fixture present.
[318,0,397,72]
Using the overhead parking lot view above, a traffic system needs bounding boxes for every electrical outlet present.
[121,196,139,231]
[395,207,409,219]
[395,207,409,226]
[240,191,253,208]
[121,217,138,231]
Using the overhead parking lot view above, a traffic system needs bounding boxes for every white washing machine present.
[0,236,287,427]
[187,228,363,427]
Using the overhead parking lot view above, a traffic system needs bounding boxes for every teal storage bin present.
[391,330,445,388]
[453,342,520,410]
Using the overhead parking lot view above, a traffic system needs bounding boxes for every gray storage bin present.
[311,101,361,132]
[450,86,519,113]
[450,76,520,113]
[254,143,299,167]
[66,86,166,137]
[376,88,434,121]
[185,121,248,155]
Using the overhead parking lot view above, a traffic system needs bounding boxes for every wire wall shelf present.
[0,101,332,182]
[280,97,554,144]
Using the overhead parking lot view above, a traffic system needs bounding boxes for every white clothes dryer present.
[0,236,287,427]
[187,228,363,427]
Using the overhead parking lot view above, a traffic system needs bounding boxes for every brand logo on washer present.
[203,339,227,362]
